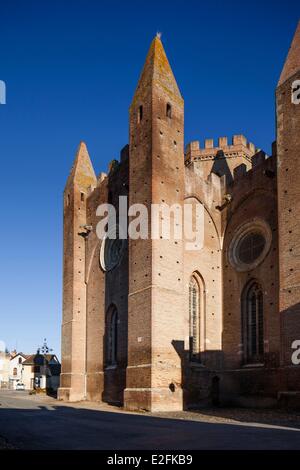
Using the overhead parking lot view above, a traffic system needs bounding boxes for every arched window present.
[18,357,22,364]
[189,275,201,360]
[106,306,118,366]
[242,281,264,363]
[166,103,172,118]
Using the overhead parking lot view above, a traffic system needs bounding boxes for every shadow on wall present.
[211,150,234,185]
[102,153,129,406]
[281,301,300,368]
[172,337,300,410]
[99,296,300,409]
[172,340,224,410]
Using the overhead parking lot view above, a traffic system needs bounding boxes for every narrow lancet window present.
[189,276,200,360]
[138,105,143,123]
[166,102,172,118]
[106,306,118,366]
[242,281,264,364]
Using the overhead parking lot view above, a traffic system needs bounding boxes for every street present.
[0,390,299,450]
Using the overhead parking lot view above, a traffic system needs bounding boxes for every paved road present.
[0,390,300,450]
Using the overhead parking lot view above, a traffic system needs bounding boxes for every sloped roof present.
[131,34,183,109]
[65,141,96,191]
[23,354,59,366]
[10,352,29,361]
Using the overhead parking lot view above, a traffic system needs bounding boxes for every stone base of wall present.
[57,387,85,402]
[58,372,86,402]
[86,371,104,402]
[102,367,126,406]
[58,366,300,409]
[124,387,183,412]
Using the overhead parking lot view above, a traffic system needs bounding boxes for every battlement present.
[95,144,129,188]
[231,151,273,182]
[185,135,257,164]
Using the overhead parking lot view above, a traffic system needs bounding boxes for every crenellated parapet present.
[231,151,275,186]
[185,135,257,164]
[91,144,130,190]
[184,135,262,185]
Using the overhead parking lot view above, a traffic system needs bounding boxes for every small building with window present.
[22,354,61,392]
[9,352,28,389]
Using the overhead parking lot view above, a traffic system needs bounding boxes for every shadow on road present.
[0,401,300,450]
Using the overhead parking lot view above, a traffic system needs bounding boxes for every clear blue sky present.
[0,0,299,358]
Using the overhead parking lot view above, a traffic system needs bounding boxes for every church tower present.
[125,35,185,411]
[58,142,97,401]
[276,21,300,366]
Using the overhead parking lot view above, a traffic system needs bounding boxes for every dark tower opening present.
[138,105,143,123]
[166,102,172,118]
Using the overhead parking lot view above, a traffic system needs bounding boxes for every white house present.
[6,351,61,392]
[9,353,27,389]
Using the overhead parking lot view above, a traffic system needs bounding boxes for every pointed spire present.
[65,141,97,190]
[131,35,182,107]
[278,20,300,86]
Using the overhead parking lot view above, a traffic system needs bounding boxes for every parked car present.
[16,382,25,391]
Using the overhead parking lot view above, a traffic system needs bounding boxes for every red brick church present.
[58,22,300,411]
